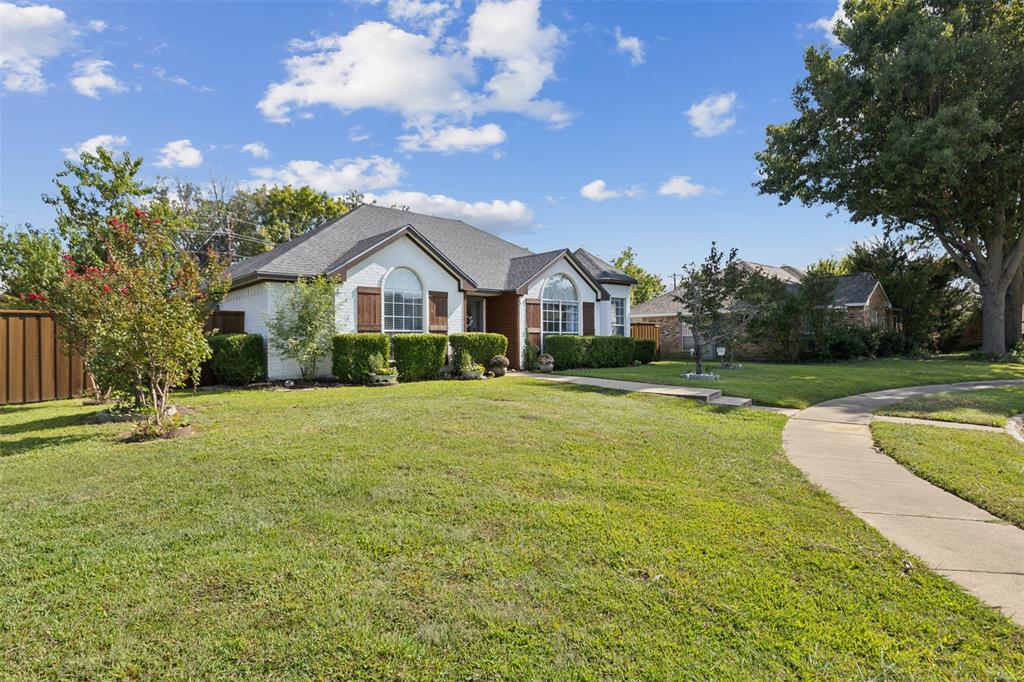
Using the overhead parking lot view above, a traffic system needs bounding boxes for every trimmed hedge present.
[333,333,390,383]
[545,335,589,369]
[589,336,634,368]
[449,333,508,372]
[207,333,266,385]
[633,339,657,364]
[392,333,447,381]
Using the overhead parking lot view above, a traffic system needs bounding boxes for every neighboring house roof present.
[630,286,686,317]
[572,248,637,285]
[226,204,611,297]
[739,260,804,284]
[629,268,890,317]
[831,273,889,307]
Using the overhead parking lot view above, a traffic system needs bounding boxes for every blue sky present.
[0,0,869,281]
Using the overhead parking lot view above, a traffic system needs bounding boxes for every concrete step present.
[709,395,753,408]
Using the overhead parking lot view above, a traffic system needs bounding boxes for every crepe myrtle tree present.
[45,208,229,421]
[756,0,1024,357]
[674,243,744,375]
[266,275,339,381]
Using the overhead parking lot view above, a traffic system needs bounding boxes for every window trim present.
[611,297,626,336]
[541,274,580,349]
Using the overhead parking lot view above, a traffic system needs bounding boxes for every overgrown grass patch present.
[872,421,1024,528]
[2,379,1022,678]
[559,356,1024,408]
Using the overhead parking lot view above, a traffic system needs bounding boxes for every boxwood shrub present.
[333,333,390,383]
[588,336,635,368]
[207,333,266,385]
[392,333,447,380]
[545,335,589,369]
[448,333,508,372]
[633,339,657,364]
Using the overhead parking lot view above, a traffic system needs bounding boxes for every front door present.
[466,296,485,332]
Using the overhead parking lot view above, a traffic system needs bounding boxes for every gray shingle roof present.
[831,273,880,306]
[739,260,804,284]
[630,286,685,317]
[228,204,538,291]
[573,248,637,285]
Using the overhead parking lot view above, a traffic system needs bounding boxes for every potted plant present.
[458,350,486,379]
[489,354,510,377]
[366,352,398,385]
[537,353,555,373]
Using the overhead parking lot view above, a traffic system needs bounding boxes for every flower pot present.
[369,373,398,385]
[462,368,485,380]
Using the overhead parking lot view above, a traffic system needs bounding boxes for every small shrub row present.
[207,333,266,385]
[545,335,656,370]
[817,323,908,361]
[449,333,508,372]
[392,333,448,380]
[333,333,390,383]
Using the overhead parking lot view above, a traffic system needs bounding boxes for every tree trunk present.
[980,280,1008,357]
[1005,268,1024,351]
[693,331,703,375]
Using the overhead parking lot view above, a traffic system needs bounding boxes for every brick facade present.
[632,316,683,355]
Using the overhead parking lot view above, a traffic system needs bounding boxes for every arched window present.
[383,267,423,333]
[541,274,579,345]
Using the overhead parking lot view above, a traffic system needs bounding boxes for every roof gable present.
[573,248,637,285]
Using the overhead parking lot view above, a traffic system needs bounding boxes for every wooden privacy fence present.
[204,310,245,334]
[1,310,88,406]
[630,321,660,358]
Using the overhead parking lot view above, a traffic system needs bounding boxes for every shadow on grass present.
[0,411,99,437]
[0,433,99,458]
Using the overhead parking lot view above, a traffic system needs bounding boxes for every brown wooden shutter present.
[429,291,448,333]
[582,302,595,336]
[357,286,381,332]
[525,298,541,350]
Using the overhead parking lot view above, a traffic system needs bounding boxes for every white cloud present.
[657,175,709,199]
[613,27,644,66]
[152,66,213,92]
[365,190,534,233]
[241,142,270,159]
[386,0,460,38]
[246,156,403,193]
[0,2,76,93]
[349,126,370,142]
[807,0,845,46]
[87,19,107,32]
[69,59,126,98]
[61,133,129,160]
[258,0,570,143]
[155,139,203,168]
[398,122,506,153]
[686,92,737,138]
[580,179,641,202]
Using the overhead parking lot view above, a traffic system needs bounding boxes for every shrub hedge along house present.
[218,204,636,379]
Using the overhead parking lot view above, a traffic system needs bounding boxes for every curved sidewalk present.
[783,380,1024,626]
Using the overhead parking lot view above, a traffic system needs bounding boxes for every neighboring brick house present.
[630,261,897,357]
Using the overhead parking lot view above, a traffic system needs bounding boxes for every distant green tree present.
[756,0,1024,356]
[0,224,63,307]
[837,237,974,352]
[673,243,743,375]
[612,247,666,305]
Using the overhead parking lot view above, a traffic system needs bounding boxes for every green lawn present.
[558,356,1024,408]
[876,385,1024,426]
[2,379,1023,678]
[872,421,1024,529]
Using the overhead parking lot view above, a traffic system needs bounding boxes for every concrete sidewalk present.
[520,372,752,406]
[783,380,1024,626]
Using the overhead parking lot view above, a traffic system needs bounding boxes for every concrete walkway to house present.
[783,380,1024,627]
[520,372,754,407]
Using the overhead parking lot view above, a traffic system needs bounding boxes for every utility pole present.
[225,213,234,264]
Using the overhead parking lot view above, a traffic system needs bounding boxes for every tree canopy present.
[756,0,1024,355]
[612,247,666,305]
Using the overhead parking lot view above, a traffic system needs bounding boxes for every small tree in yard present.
[267,276,338,380]
[48,208,229,425]
[673,243,743,375]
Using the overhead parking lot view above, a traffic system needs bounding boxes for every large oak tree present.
[756,0,1024,355]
